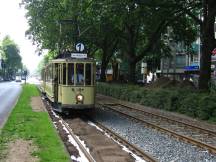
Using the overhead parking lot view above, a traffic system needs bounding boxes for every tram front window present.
[63,63,66,85]
[85,63,92,85]
[68,63,74,85]
[76,63,84,85]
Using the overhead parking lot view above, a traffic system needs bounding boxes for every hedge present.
[96,82,216,122]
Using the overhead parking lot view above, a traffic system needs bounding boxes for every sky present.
[0,0,43,74]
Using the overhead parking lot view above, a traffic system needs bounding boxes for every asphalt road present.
[0,81,22,129]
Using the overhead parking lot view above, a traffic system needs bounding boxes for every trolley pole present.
[58,18,88,50]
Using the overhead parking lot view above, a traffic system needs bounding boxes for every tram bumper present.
[62,104,95,110]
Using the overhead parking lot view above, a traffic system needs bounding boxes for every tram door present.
[54,63,58,103]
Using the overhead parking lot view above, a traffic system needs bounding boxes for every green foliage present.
[37,50,58,75]
[179,93,200,117]
[22,0,199,82]
[0,45,5,59]
[197,95,216,120]
[97,83,216,122]
[22,0,63,50]
[22,0,215,90]
[1,36,23,77]
[0,85,69,161]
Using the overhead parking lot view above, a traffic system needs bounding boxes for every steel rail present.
[115,103,216,136]
[92,120,157,162]
[42,90,153,162]
[61,120,96,162]
[99,104,216,155]
[43,97,96,162]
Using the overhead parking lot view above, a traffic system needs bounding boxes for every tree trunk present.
[128,61,136,83]
[112,62,118,81]
[100,61,107,82]
[99,37,117,82]
[198,37,213,90]
[198,1,216,90]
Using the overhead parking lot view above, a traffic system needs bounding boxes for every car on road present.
[15,76,21,82]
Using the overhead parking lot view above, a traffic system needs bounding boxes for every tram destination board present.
[71,53,87,59]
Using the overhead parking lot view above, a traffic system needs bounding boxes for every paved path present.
[0,81,22,129]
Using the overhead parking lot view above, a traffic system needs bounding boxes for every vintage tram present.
[41,52,96,112]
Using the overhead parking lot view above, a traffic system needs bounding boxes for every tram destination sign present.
[71,53,87,59]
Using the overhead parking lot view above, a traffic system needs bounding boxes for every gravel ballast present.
[94,107,216,162]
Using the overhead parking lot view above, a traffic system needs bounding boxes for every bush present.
[197,95,216,120]
[209,108,216,122]
[129,90,143,103]
[179,94,200,117]
[144,89,170,109]
[96,82,216,122]
[166,90,181,111]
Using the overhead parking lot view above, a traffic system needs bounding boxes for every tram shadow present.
[60,108,96,120]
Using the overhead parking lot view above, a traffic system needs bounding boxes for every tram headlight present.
[76,94,84,102]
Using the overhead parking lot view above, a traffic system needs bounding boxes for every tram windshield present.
[67,63,93,86]
[76,63,84,85]
[68,63,74,85]
[85,63,92,85]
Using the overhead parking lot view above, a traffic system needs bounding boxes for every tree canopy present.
[0,36,23,78]
[22,0,216,89]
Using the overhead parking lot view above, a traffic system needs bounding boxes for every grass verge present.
[0,84,70,162]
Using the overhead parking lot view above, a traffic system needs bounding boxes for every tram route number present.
[76,43,85,52]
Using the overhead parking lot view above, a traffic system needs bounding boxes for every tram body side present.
[41,58,96,112]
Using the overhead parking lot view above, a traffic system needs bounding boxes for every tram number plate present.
[71,53,87,58]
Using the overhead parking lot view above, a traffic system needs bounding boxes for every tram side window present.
[46,69,48,82]
[68,63,74,85]
[58,65,61,84]
[54,64,58,83]
[63,64,66,85]
[47,65,52,82]
[49,65,52,82]
[76,63,84,85]
[45,70,47,82]
[46,68,48,82]
[85,63,92,85]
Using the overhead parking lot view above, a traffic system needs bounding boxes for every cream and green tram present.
[42,58,96,112]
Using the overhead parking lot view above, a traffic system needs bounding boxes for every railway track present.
[43,99,95,162]
[98,103,216,154]
[89,119,157,162]
[42,97,156,162]
[60,119,96,162]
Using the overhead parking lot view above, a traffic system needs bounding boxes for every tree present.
[136,0,216,90]
[23,0,120,81]
[0,45,5,76]
[70,0,120,81]
[23,0,199,84]
[109,0,197,82]
[2,36,22,78]
[198,0,216,90]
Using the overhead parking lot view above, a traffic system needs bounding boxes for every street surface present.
[0,81,22,129]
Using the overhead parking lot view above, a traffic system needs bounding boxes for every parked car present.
[3,77,10,81]
[21,76,26,80]
[15,76,21,82]
[0,76,3,82]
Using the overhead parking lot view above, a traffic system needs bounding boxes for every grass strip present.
[0,84,70,162]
